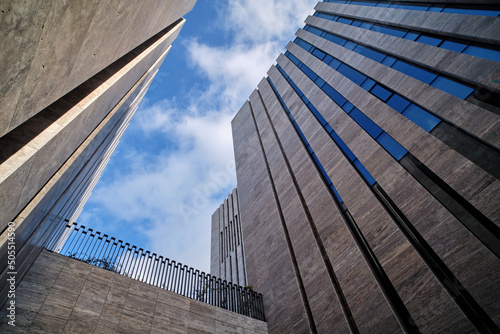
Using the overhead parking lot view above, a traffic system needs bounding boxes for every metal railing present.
[45,221,265,321]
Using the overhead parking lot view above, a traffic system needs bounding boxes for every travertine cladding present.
[231,2,500,332]
[275,52,500,324]
[0,250,268,334]
[251,78,401,333]
[232,102,313,333]
[0,0,196,137]
[283,41,500,227]
[0,46,167,307]
[210,188,247,286]
[315,2,500,44]
[297,23,500,147]
[303,15,500,96]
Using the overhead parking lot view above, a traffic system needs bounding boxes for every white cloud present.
[186,40,279,109]
[225,0,317,43]
[78,0,317,273]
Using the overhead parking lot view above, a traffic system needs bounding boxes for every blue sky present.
[78,0,317,273]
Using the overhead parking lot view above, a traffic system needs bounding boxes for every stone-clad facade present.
[210,188,247,286]
[0,250,268,333]
[0,0,196,306]
[230,1,500,333]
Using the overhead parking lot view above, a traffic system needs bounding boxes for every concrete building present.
[210,188,247,286]
[229,1,500,333]
[0,0,196,306]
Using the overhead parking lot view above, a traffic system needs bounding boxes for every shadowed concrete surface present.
[0,0,196,308]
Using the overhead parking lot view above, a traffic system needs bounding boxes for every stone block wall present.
[0,250,268,334]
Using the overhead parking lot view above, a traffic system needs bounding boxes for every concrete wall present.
[0,0,196,307]
[0,250,268,333]
[0,28,175,306]
[0,0,196,137]
[232,2,500,333]
[210,189,247,286]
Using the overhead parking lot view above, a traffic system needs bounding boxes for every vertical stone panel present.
[232,102,311,333]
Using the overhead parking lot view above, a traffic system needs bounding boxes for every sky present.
[78,0,317,273]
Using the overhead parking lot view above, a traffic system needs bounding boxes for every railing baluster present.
[66,225,84,256]
[151,255,159,287]
[121,244,134,276]
[107,238,120,271]
[95,234,109,263]
[173,262,179,293]
[165,261,172,291]
[113,243,126,274]
[74,227,91,259]
[130,248,139,279]
[45,223,265,320]
[87,230,101,260]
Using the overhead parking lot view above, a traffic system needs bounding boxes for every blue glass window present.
[302,95,310,105]
[427,5,444,12]
[361,78,376,91]
[330,132,356,161]
[286,52,301,66]
[402,104,441,132]
[344,41,357,50]
[325,123,334,134]
[306,26,324,36]
[370,25,407,38]
[381,56,396,66]
[350,108,383,138]
[312,48,326,60]
[441,8,500,17]
[342,101,355,113]
[377,133,408,160]
[463,45,500,62]
[430,76,474,99]
[386,94,411,113]
[359,22,373,29]
[440,40,468,53]
[328,58,341,70]
[300,64,318,81]
[337,64,366,85]
[354,159,376,185]
[391,60,437,84]
[312,153,330,179]
[353,45,385,62]
[416,35,442,47]
[290,81,302,97]
[316,12,337,20]
[390,4,428,11]
[351,20,363,27]
[324,55,334,65]
[295,38,313,51]
[353,1,377,6]
[324,33,347,46]
[331,186,343,203]
[370,84,392,101]
[309,103,327,126]
[297,128,308,145]
[403,32,420,41]
[338,17,353,25]
[323,84,347,106]
[315,76,326,88]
